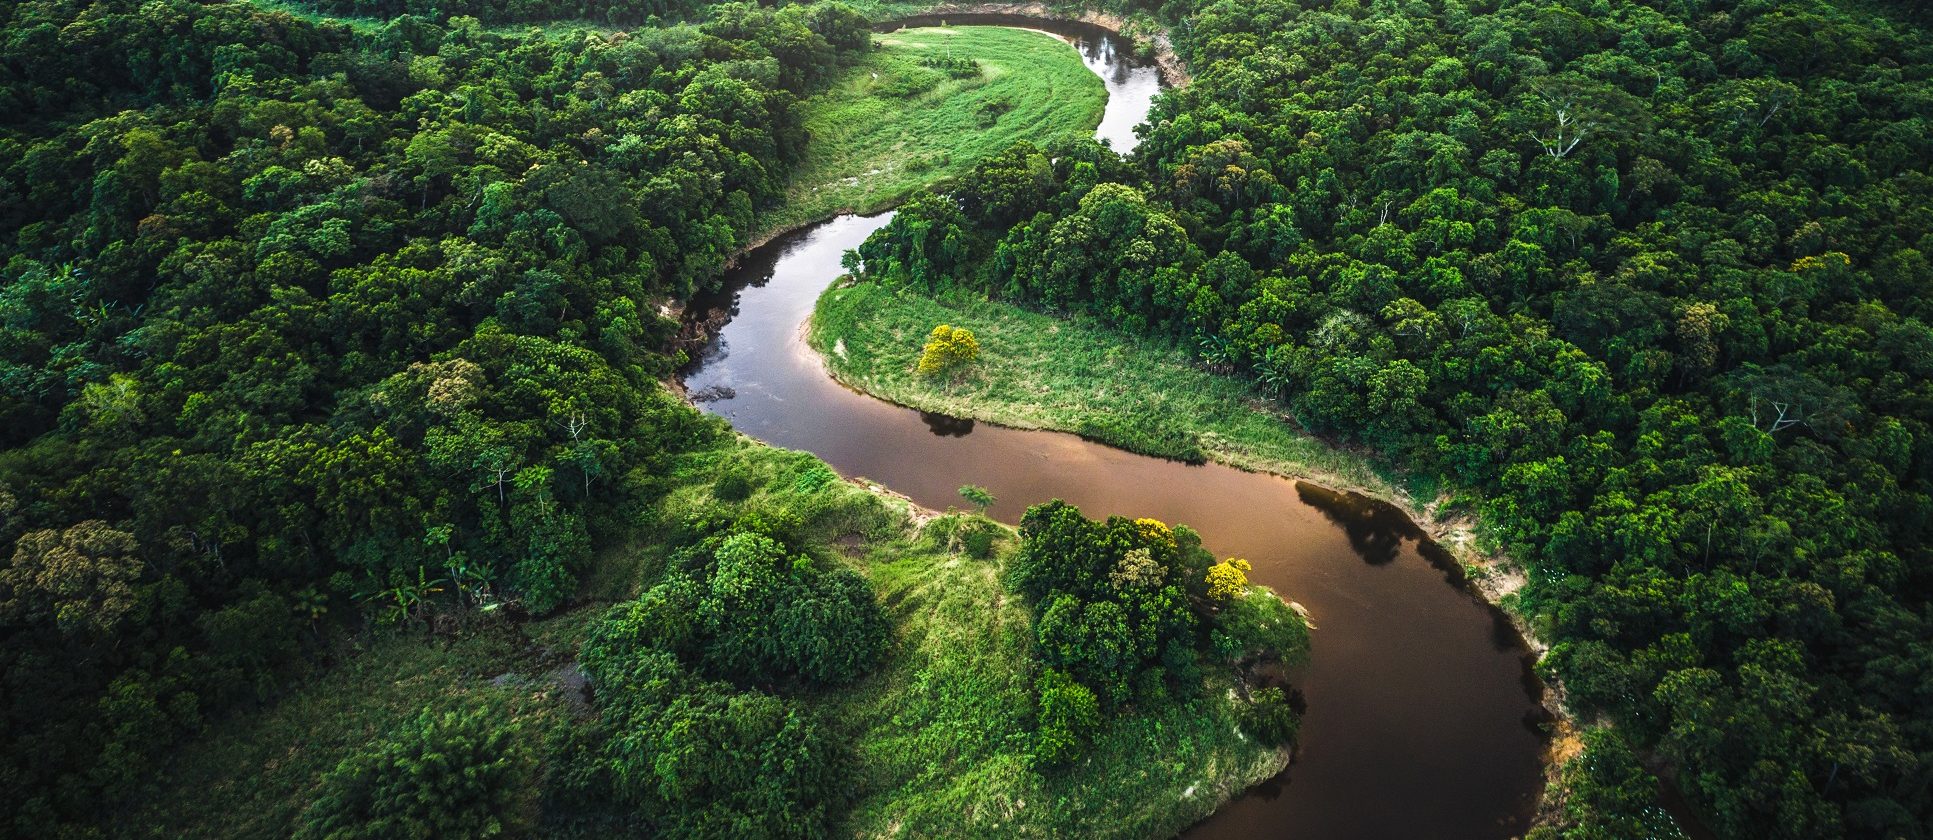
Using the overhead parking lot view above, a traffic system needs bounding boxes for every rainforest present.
[2,0,1930,838]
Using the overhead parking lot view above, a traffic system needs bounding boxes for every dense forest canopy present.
[856,0,1933,836]
[0,0,872,832]
[5,0,1933,836]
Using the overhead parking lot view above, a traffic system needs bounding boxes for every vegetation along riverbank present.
[840,0,1933,833]
[9,0,1930,833]
[129,426,1309,837]
[0,0,1309,834]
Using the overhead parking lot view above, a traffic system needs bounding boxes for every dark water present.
[679,27,1547,840]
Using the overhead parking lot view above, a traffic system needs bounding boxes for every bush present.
[792,463,839,494]
[1213,588,1310,666]
[1032,668,1099,767]
[974,96,1012,127]
[580,611,852,839]
[297,706,533,840]
[711,472,754,501]
[877,65,943,97]
[961,520,998,558]
[594,529,889,689]
[1238,687,1299,746]
[919,54,979,78]
[1073,414,1206,462]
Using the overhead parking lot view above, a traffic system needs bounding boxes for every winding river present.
[682,21,1547,839]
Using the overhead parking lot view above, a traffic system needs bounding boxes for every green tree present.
[2,520,142,636]
[297,706,534,840]
[957,484,995,513]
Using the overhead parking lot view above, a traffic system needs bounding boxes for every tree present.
[1525,75,1647,159]
[297,706,534,840]
[1036,594,1136,704]
[2,521,142,637]
[1204,557,1252,603]
[917,324,980,378]
[1239,687,1299,746]
[957,484,995,513]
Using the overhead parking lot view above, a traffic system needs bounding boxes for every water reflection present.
[1294,482,1411,566]
[920,411,976,437]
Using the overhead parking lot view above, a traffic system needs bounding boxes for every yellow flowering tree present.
[917,324,980,377]
[1204,557,1252,603]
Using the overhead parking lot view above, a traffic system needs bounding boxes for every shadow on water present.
[1295,480,1555,739]
[1293,481,1413,566]
[919,411,976,437]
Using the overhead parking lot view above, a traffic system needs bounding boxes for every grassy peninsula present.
[811,280,1429,505]
[764,25,1108,234]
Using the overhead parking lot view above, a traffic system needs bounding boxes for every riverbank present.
[808,280,1570,722]
[759,25,1107,237]
[880,3,1189,86]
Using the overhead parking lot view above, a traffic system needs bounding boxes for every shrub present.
[1032,668,1099,767]
[1238,687,1299,746]
[598,529,888,689]
[712,472,754,501]
[877,65,942,97]
[297,706,533,840]
[1214,588,1311,666]
[581,641,850,839]
[918,54,979,78]
[974,96,1012,126]
[792,463,839,494]
[961,520,998,558]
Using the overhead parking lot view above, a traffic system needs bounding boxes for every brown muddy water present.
[679,24,1548,840]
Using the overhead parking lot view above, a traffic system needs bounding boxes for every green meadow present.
[764,25,1107,235]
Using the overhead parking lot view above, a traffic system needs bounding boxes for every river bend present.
[681,21,1547,839]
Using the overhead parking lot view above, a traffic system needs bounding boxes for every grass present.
[129,429,1284,837]
[763,25,1107,236]
[810,280,1439,506]
[821,524,1282,836]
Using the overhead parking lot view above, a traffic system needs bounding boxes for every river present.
[681,20,1548,839]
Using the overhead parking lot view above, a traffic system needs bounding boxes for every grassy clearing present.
[764,25,1107,235]
[132,430,1279,838]
[811,280,1436,504]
